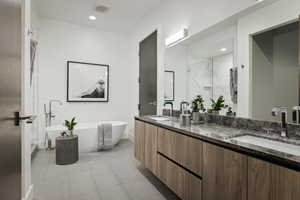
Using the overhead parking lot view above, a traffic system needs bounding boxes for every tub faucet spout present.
[48,100,63,126]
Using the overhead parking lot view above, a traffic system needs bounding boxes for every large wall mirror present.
[251,21,300,123]
[164,25,237,115]
[163,19,300,124]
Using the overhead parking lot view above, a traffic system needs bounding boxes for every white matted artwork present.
[164,70,175,101]
[67,61,109,102]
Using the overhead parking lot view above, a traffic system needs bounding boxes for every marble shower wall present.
[186,53,235,113]
[186,56,213,108]
[212,53,235,114]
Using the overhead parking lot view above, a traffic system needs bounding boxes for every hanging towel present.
[30,40,38,87]
[97,123,113,150]
[230,67,238,104]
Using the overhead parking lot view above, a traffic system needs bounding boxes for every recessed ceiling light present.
[89,15,97,20]
[220,48,227,52]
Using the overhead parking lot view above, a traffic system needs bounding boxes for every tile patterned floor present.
[32,140,181,200]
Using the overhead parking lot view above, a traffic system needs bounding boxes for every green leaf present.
[210,96,228,111]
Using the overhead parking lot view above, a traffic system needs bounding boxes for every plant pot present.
[211,110,220,115]
[67,130,74,136]
[192,112,202,122]
[56,135,78,165]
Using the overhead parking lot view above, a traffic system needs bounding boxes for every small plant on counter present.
[191,95,206,113]
[64,117,77,136]
[209,96,228,113]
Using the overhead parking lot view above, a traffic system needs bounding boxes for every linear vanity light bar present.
[165,29,188,47]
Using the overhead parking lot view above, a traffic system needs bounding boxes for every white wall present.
[37,19,132,146]
[237,0,300,118]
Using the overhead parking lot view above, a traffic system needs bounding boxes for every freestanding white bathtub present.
[46,121,127,153]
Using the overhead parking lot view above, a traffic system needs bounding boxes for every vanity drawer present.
[157,127,203,176]
[157,154,202,200]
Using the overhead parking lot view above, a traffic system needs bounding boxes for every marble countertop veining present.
[135,116,300,171]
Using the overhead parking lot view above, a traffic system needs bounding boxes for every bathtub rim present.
[46,121,128,132]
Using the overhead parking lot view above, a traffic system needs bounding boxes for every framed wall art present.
[67,61,109,102]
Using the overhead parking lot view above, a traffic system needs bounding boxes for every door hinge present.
[138,104,141,110]
[138,77,141,83]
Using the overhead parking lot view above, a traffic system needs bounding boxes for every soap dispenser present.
[179,101,191,126]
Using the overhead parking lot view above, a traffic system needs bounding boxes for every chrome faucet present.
[47,100,63,126]
[180,101,190,114]
[292,106,300,124]
[272,106,288,137]
[164,102,174,117]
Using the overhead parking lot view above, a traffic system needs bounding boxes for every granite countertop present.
[135,116,300,172]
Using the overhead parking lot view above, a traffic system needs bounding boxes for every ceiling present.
[34,0,163,33]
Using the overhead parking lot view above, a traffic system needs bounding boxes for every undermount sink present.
[148,116,170,121]
[232,135,300,157]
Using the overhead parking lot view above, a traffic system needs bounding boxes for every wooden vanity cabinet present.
[157,154,202,200]
[157,128,203,176]
[203,142,247,200]
[248,157,300,200]
[135,120,300,200]
[134,120,145,165]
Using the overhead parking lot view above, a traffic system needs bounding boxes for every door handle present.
[149,101,157,106]
[12,112,36,126]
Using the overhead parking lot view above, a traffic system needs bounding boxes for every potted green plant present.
[64,117,77,136]
[191,95,206,122]
[56,117,79,165]
[209,96,228,115]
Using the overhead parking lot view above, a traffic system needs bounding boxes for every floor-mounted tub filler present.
[46,121,127,153]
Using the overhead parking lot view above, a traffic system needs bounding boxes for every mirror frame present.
[164,70,175,102]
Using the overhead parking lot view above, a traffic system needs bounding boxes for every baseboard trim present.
[23,184,33,200]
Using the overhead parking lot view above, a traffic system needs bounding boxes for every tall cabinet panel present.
[144,123,158,175]
[134,120,145,165]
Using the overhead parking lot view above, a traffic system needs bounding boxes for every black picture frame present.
[67,61,109,102]
[164,70,175,101]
